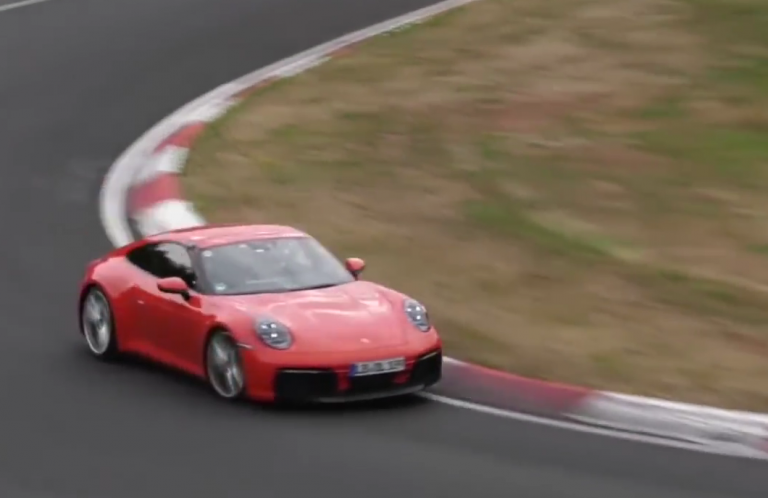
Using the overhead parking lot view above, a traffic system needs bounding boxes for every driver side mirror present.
[157,277,190,299]
[345,257,366,279]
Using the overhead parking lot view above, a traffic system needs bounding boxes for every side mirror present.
[345,257,366,279]
[157,277,190,298]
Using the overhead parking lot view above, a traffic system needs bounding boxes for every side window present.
[126,245,161,275]
[156,243,197,289]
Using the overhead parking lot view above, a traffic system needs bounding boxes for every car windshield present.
[199,236,355,295]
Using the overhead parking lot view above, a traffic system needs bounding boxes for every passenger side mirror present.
[345,257,366,279]
[157,277,190,299]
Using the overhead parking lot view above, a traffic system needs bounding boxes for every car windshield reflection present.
[200,236,354,295]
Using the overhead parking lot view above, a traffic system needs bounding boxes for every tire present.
[80,286,119,360]
[205,330,246,400]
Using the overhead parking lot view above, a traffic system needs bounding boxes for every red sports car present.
[79,223,442,402]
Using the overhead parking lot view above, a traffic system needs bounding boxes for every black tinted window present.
[127,243,197,289]
[156,243,197,288]
[126,245,160,274]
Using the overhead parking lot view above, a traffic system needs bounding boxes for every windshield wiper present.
[296,282,340,291]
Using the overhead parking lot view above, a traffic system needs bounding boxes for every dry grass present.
[183,0,768,410]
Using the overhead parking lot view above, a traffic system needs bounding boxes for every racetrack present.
[0,0,766,496]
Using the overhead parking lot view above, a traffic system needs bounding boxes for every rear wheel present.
[206,331,245,400]
[80,286,119,360]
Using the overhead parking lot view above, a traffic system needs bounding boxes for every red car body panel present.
[79,224,442,402]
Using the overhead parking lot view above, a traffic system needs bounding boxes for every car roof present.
[143,223,309,248]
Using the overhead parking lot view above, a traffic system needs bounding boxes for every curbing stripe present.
[436,358,592,416]
[101,0,768,456]
[133,200,205,237]
[129,174,182,213]
[155,122,208,151]
[132,147,189,184]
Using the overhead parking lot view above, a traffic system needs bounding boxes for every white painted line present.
[0,0,51,14]
[420,393,768,460]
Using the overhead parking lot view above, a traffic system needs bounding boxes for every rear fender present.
[78,258,140,351]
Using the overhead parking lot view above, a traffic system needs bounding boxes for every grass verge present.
[183,0,768,410]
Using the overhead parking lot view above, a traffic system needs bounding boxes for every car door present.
[123,243,169,355]
[149,242,209,374]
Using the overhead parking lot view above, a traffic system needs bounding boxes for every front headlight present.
[404,299,431,332]
[255,317,293,350]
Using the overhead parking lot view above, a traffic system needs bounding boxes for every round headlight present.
[255,317,293,350]
[404,299,430,332]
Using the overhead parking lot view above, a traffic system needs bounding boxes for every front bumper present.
[270,349,442,403]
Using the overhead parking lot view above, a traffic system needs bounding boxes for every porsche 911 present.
[78,223,442,403]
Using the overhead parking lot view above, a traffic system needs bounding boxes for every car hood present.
[221,281,410,352]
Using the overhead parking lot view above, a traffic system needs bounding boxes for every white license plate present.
[350,357,406,377]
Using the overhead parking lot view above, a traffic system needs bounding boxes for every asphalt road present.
[0,0,766,497]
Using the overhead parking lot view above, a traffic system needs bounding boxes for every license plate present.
[350,357,406,377]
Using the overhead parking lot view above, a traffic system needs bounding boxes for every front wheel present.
[80,286,119,360]
[205,331,246,400]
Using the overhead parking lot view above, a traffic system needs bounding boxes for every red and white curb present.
[99,0,768,458]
